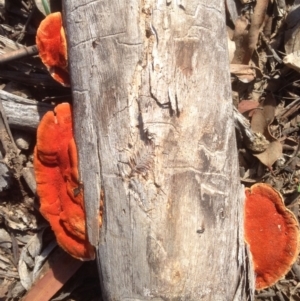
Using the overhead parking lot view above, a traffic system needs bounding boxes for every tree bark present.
[63,1,254,300]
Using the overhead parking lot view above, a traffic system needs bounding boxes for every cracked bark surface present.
[63,1,254,300]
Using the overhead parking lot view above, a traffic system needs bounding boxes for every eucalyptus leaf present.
[34,0,51,16]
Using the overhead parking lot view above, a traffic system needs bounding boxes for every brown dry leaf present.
[0,278,13,298]
[262,93,276,124]
[253,140,283,168]
[227,33,236,62]
[238,99,260,114]
[230,64,256,82]
[244,0,270,64]
[263,11,273,39]
[249,93,282,167]
[232,16,249,64]
[232,0,269,64]
[250,94,276,139]
[251,109,268,135]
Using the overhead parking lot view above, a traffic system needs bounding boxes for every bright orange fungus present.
[36,12,70,86]
[34,103,102,260]
[244,183,299,290]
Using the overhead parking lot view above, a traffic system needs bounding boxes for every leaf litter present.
[228,0,300,299]
[0,0,100,300]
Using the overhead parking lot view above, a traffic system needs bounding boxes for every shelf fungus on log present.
[244,183,300,290]
[34,103,103,260]
[36,12,70,87]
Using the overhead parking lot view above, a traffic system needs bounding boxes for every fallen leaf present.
[262,93,276,124]
[250,93,276,140]
[238,100,260,114]
[251,109,268,135]
[227,33,236,63]
[232,15,249,64]
[253,140,283,168]
[230,64,256,82]
[232,0,269,64]
[0,278,13,298]
[18,231,44,290]
[244,0,270,64]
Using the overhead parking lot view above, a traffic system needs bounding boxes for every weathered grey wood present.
[0,35,26,54]
[226,0,241,26]
[63,1,254,300]
[0,90,53,131]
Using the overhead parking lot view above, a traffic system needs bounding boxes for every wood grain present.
[63,0,254,299]
[0,90,53,131]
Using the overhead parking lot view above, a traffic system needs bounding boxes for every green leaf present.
[35,0,51,16]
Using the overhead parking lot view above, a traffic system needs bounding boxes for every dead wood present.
[63,1,253,300]
[0,90,53,131]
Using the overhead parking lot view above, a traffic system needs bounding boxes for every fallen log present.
[63,1,254,299]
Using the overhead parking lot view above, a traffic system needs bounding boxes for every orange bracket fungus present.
[244,183,300,290]
[36,12,70,86]
[34,103,102,260]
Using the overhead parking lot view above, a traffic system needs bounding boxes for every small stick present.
[0,45,38,65]
[0,98,24,182]
[0,99,18,154]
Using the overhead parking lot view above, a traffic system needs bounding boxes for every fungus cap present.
[244,183,300,290]
[36,12,70,86]
[34,103,102,260]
